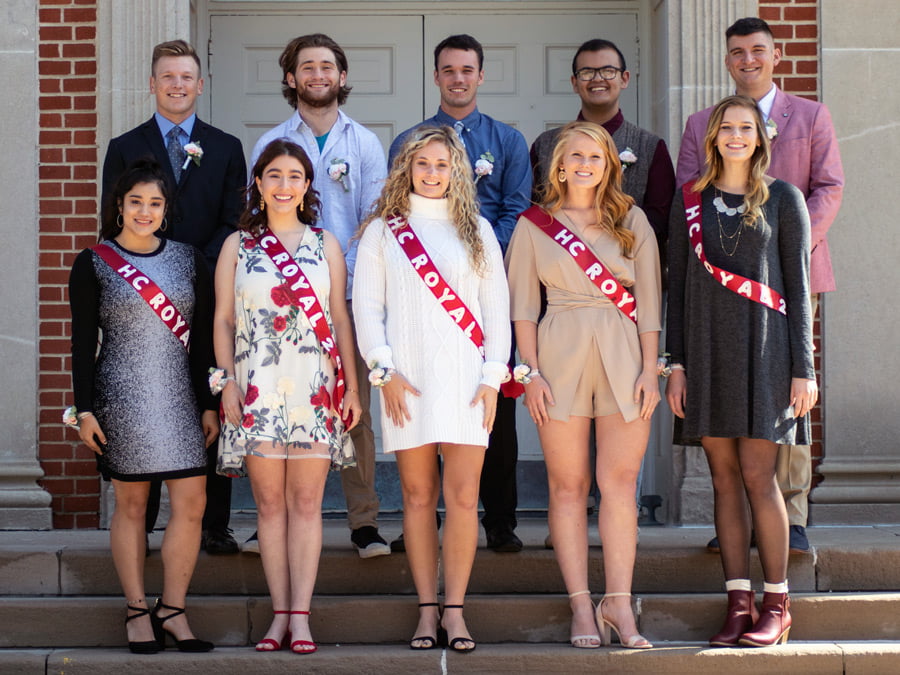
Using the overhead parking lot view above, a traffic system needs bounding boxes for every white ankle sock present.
[725,579,752,592]
[763,581,789,594]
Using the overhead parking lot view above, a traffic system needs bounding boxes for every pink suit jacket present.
[675,88,844,293]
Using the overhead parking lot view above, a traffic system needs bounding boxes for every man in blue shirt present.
[390,34,532,552]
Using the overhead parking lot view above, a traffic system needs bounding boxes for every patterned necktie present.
[453,120,466,148]
[166,126,186,182]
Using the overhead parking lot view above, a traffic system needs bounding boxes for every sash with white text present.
[522,205,638,325]
[386,214,520,397]
[681,182,787,316]
[252,230,350,426]
[91,243,191,350]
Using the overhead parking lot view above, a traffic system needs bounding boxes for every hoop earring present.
[259,196,265,212]
[159,218,168,232]
[116,214,124,229]
[558,169,566,183]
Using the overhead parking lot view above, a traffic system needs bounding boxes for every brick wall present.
[758,0,825,481]
[37,0,101,528]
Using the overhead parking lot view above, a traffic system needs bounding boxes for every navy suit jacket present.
[101,117,247,272]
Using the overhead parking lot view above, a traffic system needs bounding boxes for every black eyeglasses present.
[574,66,623,81]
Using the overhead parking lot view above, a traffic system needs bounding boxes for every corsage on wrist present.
[208,368,234,395]
[513,363,541,384]
[368,366,395,388]
[657,352,672,378]
[62,406,94,428]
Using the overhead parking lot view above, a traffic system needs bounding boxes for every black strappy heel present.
[441,604,476,652]
[125,604,160,654]
[150,599,214,652]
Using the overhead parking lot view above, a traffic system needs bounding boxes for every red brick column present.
[758,0,825,480]
[37,0,100,528]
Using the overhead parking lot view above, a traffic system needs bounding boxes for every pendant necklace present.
[713,188,746,257]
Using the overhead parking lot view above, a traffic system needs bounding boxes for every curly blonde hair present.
[359,126,487,274]
[540,121,636,257]
[693,95,771,227]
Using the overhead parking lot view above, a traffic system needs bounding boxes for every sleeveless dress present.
[68,239,216,481]
[217,228,355,470]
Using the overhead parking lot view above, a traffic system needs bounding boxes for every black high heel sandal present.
[441,604,476,653]
[410,602,442,650]
[125,604,160,654]
[150,599,215,652]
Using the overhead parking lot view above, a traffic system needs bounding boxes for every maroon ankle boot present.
[738,592,791,647]
[709,590,759,647]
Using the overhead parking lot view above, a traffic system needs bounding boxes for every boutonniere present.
[329,158,350,192]
[619,147,638,171]
[474,151,494,183]
[182,141,203,169]
[766,118,778,141]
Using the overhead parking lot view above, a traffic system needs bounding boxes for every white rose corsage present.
[619,147,637,171]
[62,405,79,428]
[657,352,672,378]
[513,363,540,385]
[182,141,203,170]
[208,367,233,395]
[474,151,494,183]
[766,118,778,141]
[368,366,395,388]
[329,157,350,192]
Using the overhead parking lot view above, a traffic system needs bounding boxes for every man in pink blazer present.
[676,17,844,553]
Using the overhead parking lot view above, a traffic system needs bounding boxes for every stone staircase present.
[2,518,900,673]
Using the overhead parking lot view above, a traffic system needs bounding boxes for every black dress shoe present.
[788,525,810,553]
[202,528,239,555]
[486,528,523,553]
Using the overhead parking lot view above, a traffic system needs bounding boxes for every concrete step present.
[4,523,900,596]
[2,593,899,648]
[3,643,900,675]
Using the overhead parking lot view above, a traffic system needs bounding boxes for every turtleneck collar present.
[409,192,451,219]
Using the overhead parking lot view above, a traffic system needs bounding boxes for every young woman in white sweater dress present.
[353,126,511,652]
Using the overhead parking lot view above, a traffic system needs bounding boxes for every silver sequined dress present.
[69,239,216,481]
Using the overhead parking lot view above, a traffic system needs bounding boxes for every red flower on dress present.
[242,237,256,250]
[325,417,335,434]
[273,315,287,332]
[270,284,294,307]
[241,413,255,429]
[310,385,331,410]
[244,383,259,407]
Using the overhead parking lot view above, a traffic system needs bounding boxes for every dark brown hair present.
[279,33,352,108]
[100,158,169,242]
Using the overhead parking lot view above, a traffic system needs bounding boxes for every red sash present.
[386,214,520,397]
[91,243,190,350]
[252,230,351,426]
[523,205,637,324]
[681,183,787,316]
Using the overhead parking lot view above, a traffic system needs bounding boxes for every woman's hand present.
[471,384,498,432]
[666,370,687,418]
[634,368,661,420]
[201,409,220,447]
[78,414,107,455]
[380,373,420,428]
[221,380,245,427]
[790,377,818,418]
[524,375,555,427]
[343,390,363,431]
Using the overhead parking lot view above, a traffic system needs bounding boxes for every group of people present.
[66,15,842,656]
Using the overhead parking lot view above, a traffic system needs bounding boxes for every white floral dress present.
[217,227,354,470]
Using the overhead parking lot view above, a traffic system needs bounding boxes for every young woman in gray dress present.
[666,95,817,647]
[68,159,218,653]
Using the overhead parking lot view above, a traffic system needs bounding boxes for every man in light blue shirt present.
[251,33,389,559]
[390,34,531,553]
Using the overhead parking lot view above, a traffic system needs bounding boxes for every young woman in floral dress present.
[213,139,361,654]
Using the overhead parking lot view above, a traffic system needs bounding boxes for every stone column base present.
[0,460,52,530]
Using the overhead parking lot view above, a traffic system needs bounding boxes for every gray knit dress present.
[666,180,814,445]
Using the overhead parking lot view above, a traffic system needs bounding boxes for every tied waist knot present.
[545,287,629,314]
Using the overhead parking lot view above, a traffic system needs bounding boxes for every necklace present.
[714,189,744,257]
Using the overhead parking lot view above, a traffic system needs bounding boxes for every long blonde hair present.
[359,126,486,274]
[693,95,771,227]
[542,121,636,257]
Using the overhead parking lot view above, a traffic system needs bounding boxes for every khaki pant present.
[342,304,380,530]
[775,293,819,527]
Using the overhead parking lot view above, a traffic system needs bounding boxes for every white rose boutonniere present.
[182,142,203,170]
[474,151,494,183]
[619,147,637,171]
[329,158,350,192]
[766,118,778,141]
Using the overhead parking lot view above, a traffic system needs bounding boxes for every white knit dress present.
[352,193,511,452]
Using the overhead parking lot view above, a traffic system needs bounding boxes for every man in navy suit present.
[102,40,247,554]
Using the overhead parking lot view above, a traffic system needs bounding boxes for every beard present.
[296,81,341,108]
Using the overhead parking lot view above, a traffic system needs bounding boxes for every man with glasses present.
[530,39,674,254]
